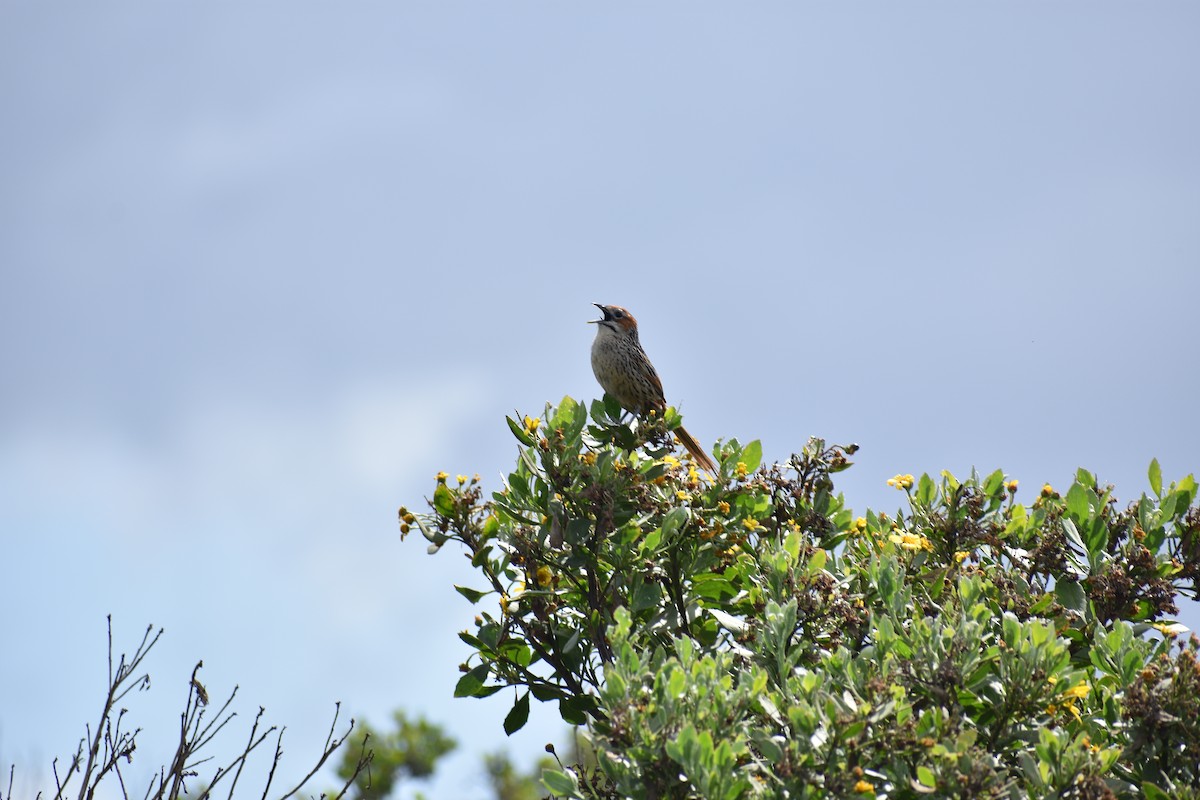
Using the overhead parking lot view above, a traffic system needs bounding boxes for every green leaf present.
[1065,483,1090,522]
[503,690,531,735]
[916,473,936,506]
[661,507,689,539]
[542,768,579,797]
[530,683,565,702]
[1148,458,1162,497]
[559,695,591,725]
[550,396,578,432]
[983,468,1005,497]
[454,585,489,604]
[500,642,534,668]
[741,440,763,473]
[454,664,490,698]
[470,544,494,569]
[1056,579,1086,616]
[692,573,736,602]
[917,765,936,788]
[479,620,502,650]
[433,483,456,517]
[1061,519,1088,575]
[640,527,663,554]
[783,529,801,562]
[1176,474,1197,507]
[629,581,662,614]
[1084,518,1109,561]
[1160,490,1178,520]
[458,631,486,650]
[668,667,686,697]
[506,415,535,446]
[1141,783,1170,800]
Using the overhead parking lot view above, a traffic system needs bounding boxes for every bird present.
[589,303,718,474]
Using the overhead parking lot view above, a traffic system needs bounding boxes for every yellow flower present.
[954,551,969,564]
[662,455,680,468]
[456,474,468,485]
[580,451,597,466]
[887,474,914,490]
[853,780,874,794]
[524,416,540,435]
[1151,622,1186,637]
[742,518,760,532]
[1041,483,1056,497]
[1006,479,1018,493]
[889,532,932,551]
[436,471,448,482]
[687,466,700,484]
[717,501,731,515]
[735,461,748,478]
[535,566,553,587]
[854,517,868,532]
[1047,675,1058,685]
[1063,681,1090,701]
[676,491,690,501]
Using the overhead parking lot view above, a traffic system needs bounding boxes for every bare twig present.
[330,732,373,800]
[68,617,161,800]
[220,706,269,800]
[43,620,363,800]
[275,704,358,800]
[258,728,285,800]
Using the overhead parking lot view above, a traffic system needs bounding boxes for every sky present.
[2,3,1198,798]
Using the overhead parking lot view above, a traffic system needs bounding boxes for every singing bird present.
[589,303,717,473]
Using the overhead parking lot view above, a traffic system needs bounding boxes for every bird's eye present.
[613,310,624,319]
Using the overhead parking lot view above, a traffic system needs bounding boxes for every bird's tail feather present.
[674,425,717,474]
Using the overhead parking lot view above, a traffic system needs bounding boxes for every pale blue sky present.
[3,4,1198,798]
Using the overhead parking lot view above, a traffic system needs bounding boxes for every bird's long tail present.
[674,425,718,474]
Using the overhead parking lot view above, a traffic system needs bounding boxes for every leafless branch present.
[275,704,359,800]
[330,732,373,800]
[28,620,369,800]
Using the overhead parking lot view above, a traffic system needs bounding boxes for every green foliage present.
[485,750,557,800]
[403,396,1200,799]
[332,712,455,800]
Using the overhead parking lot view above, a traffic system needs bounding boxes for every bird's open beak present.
[588,303,610,324]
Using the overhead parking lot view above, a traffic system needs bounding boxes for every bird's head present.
[589,303,639,336]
